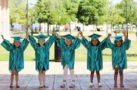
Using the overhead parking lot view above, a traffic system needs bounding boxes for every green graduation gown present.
[106,38,131,70]
[29,34,56,72]
[57,38,80,70]
[1,39,29,72]
[81,37,108,71]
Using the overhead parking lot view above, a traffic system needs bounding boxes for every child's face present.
[14,42,21,48]
[91,39,99,46]
[38,40,45,46]
[65,40,72,46]
[115,41,122,47]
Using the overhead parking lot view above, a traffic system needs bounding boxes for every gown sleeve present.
[46,34,57,48]
[71,37,81,49]
[81,37,89,49]
[99,38,109,50]
[56,38,64,48]
[21,38,29,51]
[105,38,114,49]
[123,39,131,50]
[29,35,37,50]
[1,39,13,51]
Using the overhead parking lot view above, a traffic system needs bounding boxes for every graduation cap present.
[63,34,75,40]
[12,37,22,42]
[35,34,48,40]
[88,34,101,40]
[114,36,123,41]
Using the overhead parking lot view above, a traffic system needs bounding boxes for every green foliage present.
[77,0,108,25]
[10,0,26,24]
[116,0,137,25]
[34,0,79,25]
[107,7,125,25]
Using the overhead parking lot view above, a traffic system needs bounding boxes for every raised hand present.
[78,31,84,37]
[107,33,111,38]
[1,35,4,40]
[122,31,128,39]
[25,32,29,39]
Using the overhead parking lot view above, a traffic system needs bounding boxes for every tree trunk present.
[47,22,50,36]
[83,23,84,31]
[69,23,71,34]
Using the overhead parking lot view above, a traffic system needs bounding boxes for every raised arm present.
[122,31,131,50]
[105,34,114,49]
[100,34,112,50]
[71,37,81,49]
[46,32,57,48]
[1,35,13,51]
[79,31,89,49]
[21,32,29,51]
[56,37,64,48]
[29,35,37,50]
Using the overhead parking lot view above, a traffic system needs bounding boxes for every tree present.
[10,0,26,25]
[77,0,108,26]
[116,0,137,25]
[107,6,125,25]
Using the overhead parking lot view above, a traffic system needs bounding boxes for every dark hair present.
[90,39,100,46]
[37,43,45,46]
[13,45,20,48]
[114,40,123,47]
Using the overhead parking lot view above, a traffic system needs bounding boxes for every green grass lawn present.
[0,38,137,62]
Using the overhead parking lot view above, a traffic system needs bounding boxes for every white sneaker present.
[69,84,75,88]
[98,83,102,87]
[60,84,65,88]
[60,80,66,88]
[89,83,94,88]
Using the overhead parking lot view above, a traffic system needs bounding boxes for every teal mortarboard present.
[13,37,22,42]
[35,34,48,40]
[114,36,123,41]
[88,34,101,40]
[63,34,75,40]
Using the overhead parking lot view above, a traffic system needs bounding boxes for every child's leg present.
[63,65,68,81]
[38,72,43,87]
[96,71,100,83]
[42,71,48,88]
[70,69,75,81]
[69,69,75,88]
[15,71,19,88]
[114,67,118,87]
[60,65,68,88]
[10,72,14,87]
[119,70,124,87]
[90,71,94,83]
[96,71,102,87]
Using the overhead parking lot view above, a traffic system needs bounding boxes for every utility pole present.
[26,0,29,32]
[125,0,128,37]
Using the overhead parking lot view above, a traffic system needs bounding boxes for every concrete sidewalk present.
[0,61,137,90]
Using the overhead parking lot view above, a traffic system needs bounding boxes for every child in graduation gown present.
[106,32,131,87]
[79,32,109,87]
[56,34,80,88]
[1,33,29,88]
[28,32,57,88]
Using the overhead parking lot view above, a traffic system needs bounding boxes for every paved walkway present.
[0,61,137,90]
